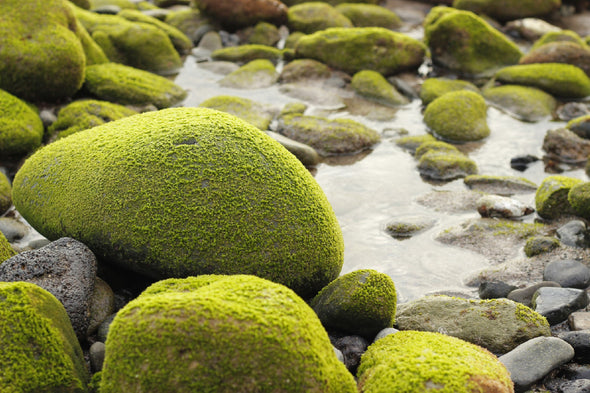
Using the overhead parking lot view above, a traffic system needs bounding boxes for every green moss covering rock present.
[279,59,332,83]
[453,0,560,21]
[532,30,587,50]
[287,2,353,34]
[0,230,16,263]
[48,99,138,139]
[219,59,279,89]
[0,172,11,215]
[245,22,281,46]
[424,90,490,142]
[295,27,426,76]
[277,113,380,156]
[424,7,523,76]
[100,275,356,392]
[483,84,557,122]
[351,70,409,107]
[164,9,213,44]
[394,134,437,154]
[13,108,343,298]
[494,63,590,98]
[89,0,136,9]
[284,0,380,4]
[417,151,478,181]
[463,175,538,195]
[285,31,307,49]
[0,89,44,158]
[568,182,590,220]
[199,95,275,130]
[74,17,109,66]
[419,77,479,106]
[335,3,402,29]
[524,236,560,257]
[0,0,86,101]
[385,217,436,239]
[414,141,460,159]
[520,41,590,77]
[310,269,397,339]
[357,331,514,393]
[83,63,187,109]
[535,175,584,219]
[567,114,590,139]
[0,282,89,392]
[396,295,550,354]
[211,44,283,64]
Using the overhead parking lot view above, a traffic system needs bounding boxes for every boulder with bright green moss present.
[74,17,109,66]
[419,77,479,106]
[288,2,353,34]
[199,95,275,130]
[13,108,343,298]
[48,99,138,139]
[395,134,437,153]
[277,113,380,156]
[396,295,550,354]
[0,0,86,101]
[414,141,460,159]
[279,59,332,83]
[453,0,560,21]
[0,282,89,392]
[100,275,357,392]
[463,175,538,195]
[164,9,213,44]
[69,0,91,9]
[424,7,523,76]
[295,27,426,76]
[310,269,397,339]
[524,236,560,257]
[211,44,283,64]
[520,41,590,76]
[483,85,557,122]
[0,172,11,215]
[0,231,16,263]
[535,175,584,219]
[0,89,44,158]
[358,331,514,393]
[196,0,288,30]
[568,182,590,220]
[83,63,187,109]
[417,151,478,181]
[335,3,402,29]
[245,22,281,46]
[219,59,279,89]
[424,90,490,142]
[494,63,590,98]
[567,114,590,139]
[532,30,587,50]
[285,31,307,49]
[351,70,409,107]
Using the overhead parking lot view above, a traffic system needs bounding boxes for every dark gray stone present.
[544,259,590,289]
[557,220,590,248]
[507,281,561,308]
[0,237,97,339]
[479,281,518,299]
[558,330,590,362]
[533,287,589,325]
[544,378,590,393]
[373,327,399,342]
[90,341,106,373]
[97,313,117,343]
[332,335,369,375]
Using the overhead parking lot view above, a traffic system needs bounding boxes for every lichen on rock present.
[218,59,279,89]
[0,230,16,263]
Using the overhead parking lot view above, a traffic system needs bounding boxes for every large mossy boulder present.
[357,331,514,393]
[453,0,561,21]
[535,175,584,220]
[483,85,557,122]
[0,231,16,263]
[0,0,86,101]
[335,3,402,29]
[0,89,44,158]
[0,282,89,392]
[351,70,409,106]
[287,2,353,34]
[396,295,551,354]
[424,7,523,76]
[419,77,479,106]
[12,108,344,298]
[295,27,426,76]
[100,275,356,392]
[199,95,276,130]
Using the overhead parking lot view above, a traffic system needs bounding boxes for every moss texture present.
[100,275,356,392]
[287,2,353,34]
[246,22,281,46]
[419,77,479,106]
[0,230,16,263]
[417,151,478,181]
[295,27,426,76]
[395,134,437,154]
[520,41,590,78]
[279,59,332,82]
[351,70,409,107]
[453,0,560,21]
[0,282,89,392]
[89,0,137,9]
[164,9,212,44]
[568,182,590,220]
[483,84,557,122]
[532,30,587,50]
[284,0,380,4]
[310,269,397,339]
[424,7,522,76]
[524,236,560,257]
[414,141,459,159]
[424,90,490,142]
[567,114,590,137]
[535,175,583,219]
[83,63,187,109]
[0,171,12,216]
[285,31,306,49]
[199,95,274,130]
[335,3,402,29]
[0,89,43,158]
[74,17,109,66]
[0,0,86,102]
[211,44,283,64]
[463,175,537,195]
[219,59,279,89]
[13,108,343,298]
[494,63,590,98]
[357,331,514,393]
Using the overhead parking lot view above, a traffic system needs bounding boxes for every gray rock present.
[544,259,590,289]
[0,216,29,242]
[332,335,369,374]
[557,220,590,248]
[499,337,574,392]
[543,128,590,164]
[476,194,534,218]
[569,311,590,331]
[0,238,97,339]
[90,341,106,373]
[507,281,561,308]
[333,346,344,363]
[385,216,436,239]
[533,287,589,325]
[87,277,116,336]
[97,313,117,343]
[558,330,590,362]
[479,281,518,299]
[264,131,320,167]
[546,379,590,393]
[373,327,399,342]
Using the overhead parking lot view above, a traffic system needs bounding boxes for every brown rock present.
[520,41,590,77]
[197,0,287,29]
[542,128,590,164]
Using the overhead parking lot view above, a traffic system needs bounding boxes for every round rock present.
[544,259,590,289]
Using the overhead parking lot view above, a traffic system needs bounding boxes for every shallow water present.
[175,54,586,303]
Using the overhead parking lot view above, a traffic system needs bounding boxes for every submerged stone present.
[464,175,538,196]
[483,84,556,122]
[417,151,478,181]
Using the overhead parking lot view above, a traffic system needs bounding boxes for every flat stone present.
[558,330,590,362]
[544,259,590,289]
[569,311,590,331]
[533,287,589,325]
[476,194,534,218]
[508,281,561,308]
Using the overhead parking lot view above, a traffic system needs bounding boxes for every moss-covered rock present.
[385,217,436,239]
[0,230,16,263]
[100,275,356,392]
[417,151,478,181]
[424,90,490,142]
[48,99,138,139]
[0,0,86,101]
[494,63,590,98]
[285,31,307,49]
[164,9,213,44]
[211,44,283,64]
[394,134,437,154]
[463,175,538,195]
[288,2,353,34]
[535,175,584,220]
[424,7,523,76]
[532,30,587,50]
[89,0,137,9]
[419,77,479,106]
[310,269,397,339]
[483,84,557,122]
[453,0,560,21]
[244,22,281,46]
[277,113,380,156]
[199,95,275,130]
[70,0,91,9]
[284,0,380,4]
[567,114,590,139]
[335,3,402,29]
[568,182,590,220]
[351,70,409,107]
[83,63,187,109]
[295,27,426,76]
[219,59,279,89]
[13,108,343,298]
[414,141,460,159]
[0,172,11,216]
[0,89,44,158]
[279,59,332,83]
[0,281,89,392]
[74,17,109,66]
[524,236,560,257]
[357,331,514,393]
[196,0,288,30]
[519,41,590,77]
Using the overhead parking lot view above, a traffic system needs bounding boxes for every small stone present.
[90,341,106,373]
[479,281,518,299]
[0,216,29,242]
[510,154,540,171]
[557,220,590,248]
[544,259,590,289]
[97,314,116,343]
[333,346,344,364]
[532,287,589,325]
[569,312,590,331]
[264,131,320,167]
[507,281,561,308]
[558,330,590,362]
[543,128,590,164]
[87,277,115,336]
[332,335,369,375]
[476,194,534,218]
[524,236,560,257]
[385,216,436,239]
[373,327,399,342]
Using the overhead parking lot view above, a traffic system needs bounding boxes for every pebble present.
[557,220,590,248]
[533,287,589,325]
[558,331,590,362]
[90,341,106,373]
[544,259,590,289]
[478,281,518,299]
[510,154,540,171]
[373,327,399,342]
[569,311,590,331]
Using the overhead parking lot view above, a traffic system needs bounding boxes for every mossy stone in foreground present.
[287,2,353,34]
[424,90,490,142]
[0,171,12,216]
[483,84,557,122]
[199,95,275,130]
[417,151,478,181]
[0,282,89,392]
[211,44,282,64]
[0,89,44,158]
[295,27,426,76]
[568,182,590,220]
[357,331,514,393]
[335,3,402,29]
[13,108,343,298]
[535,175,584,219]
[524,236,560,257]
[0,231,16,263]
[83,63,187,109]
[419,77,479,106]
[351,70,409,107]
[100,275,356,393]
[453,0,560,21]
